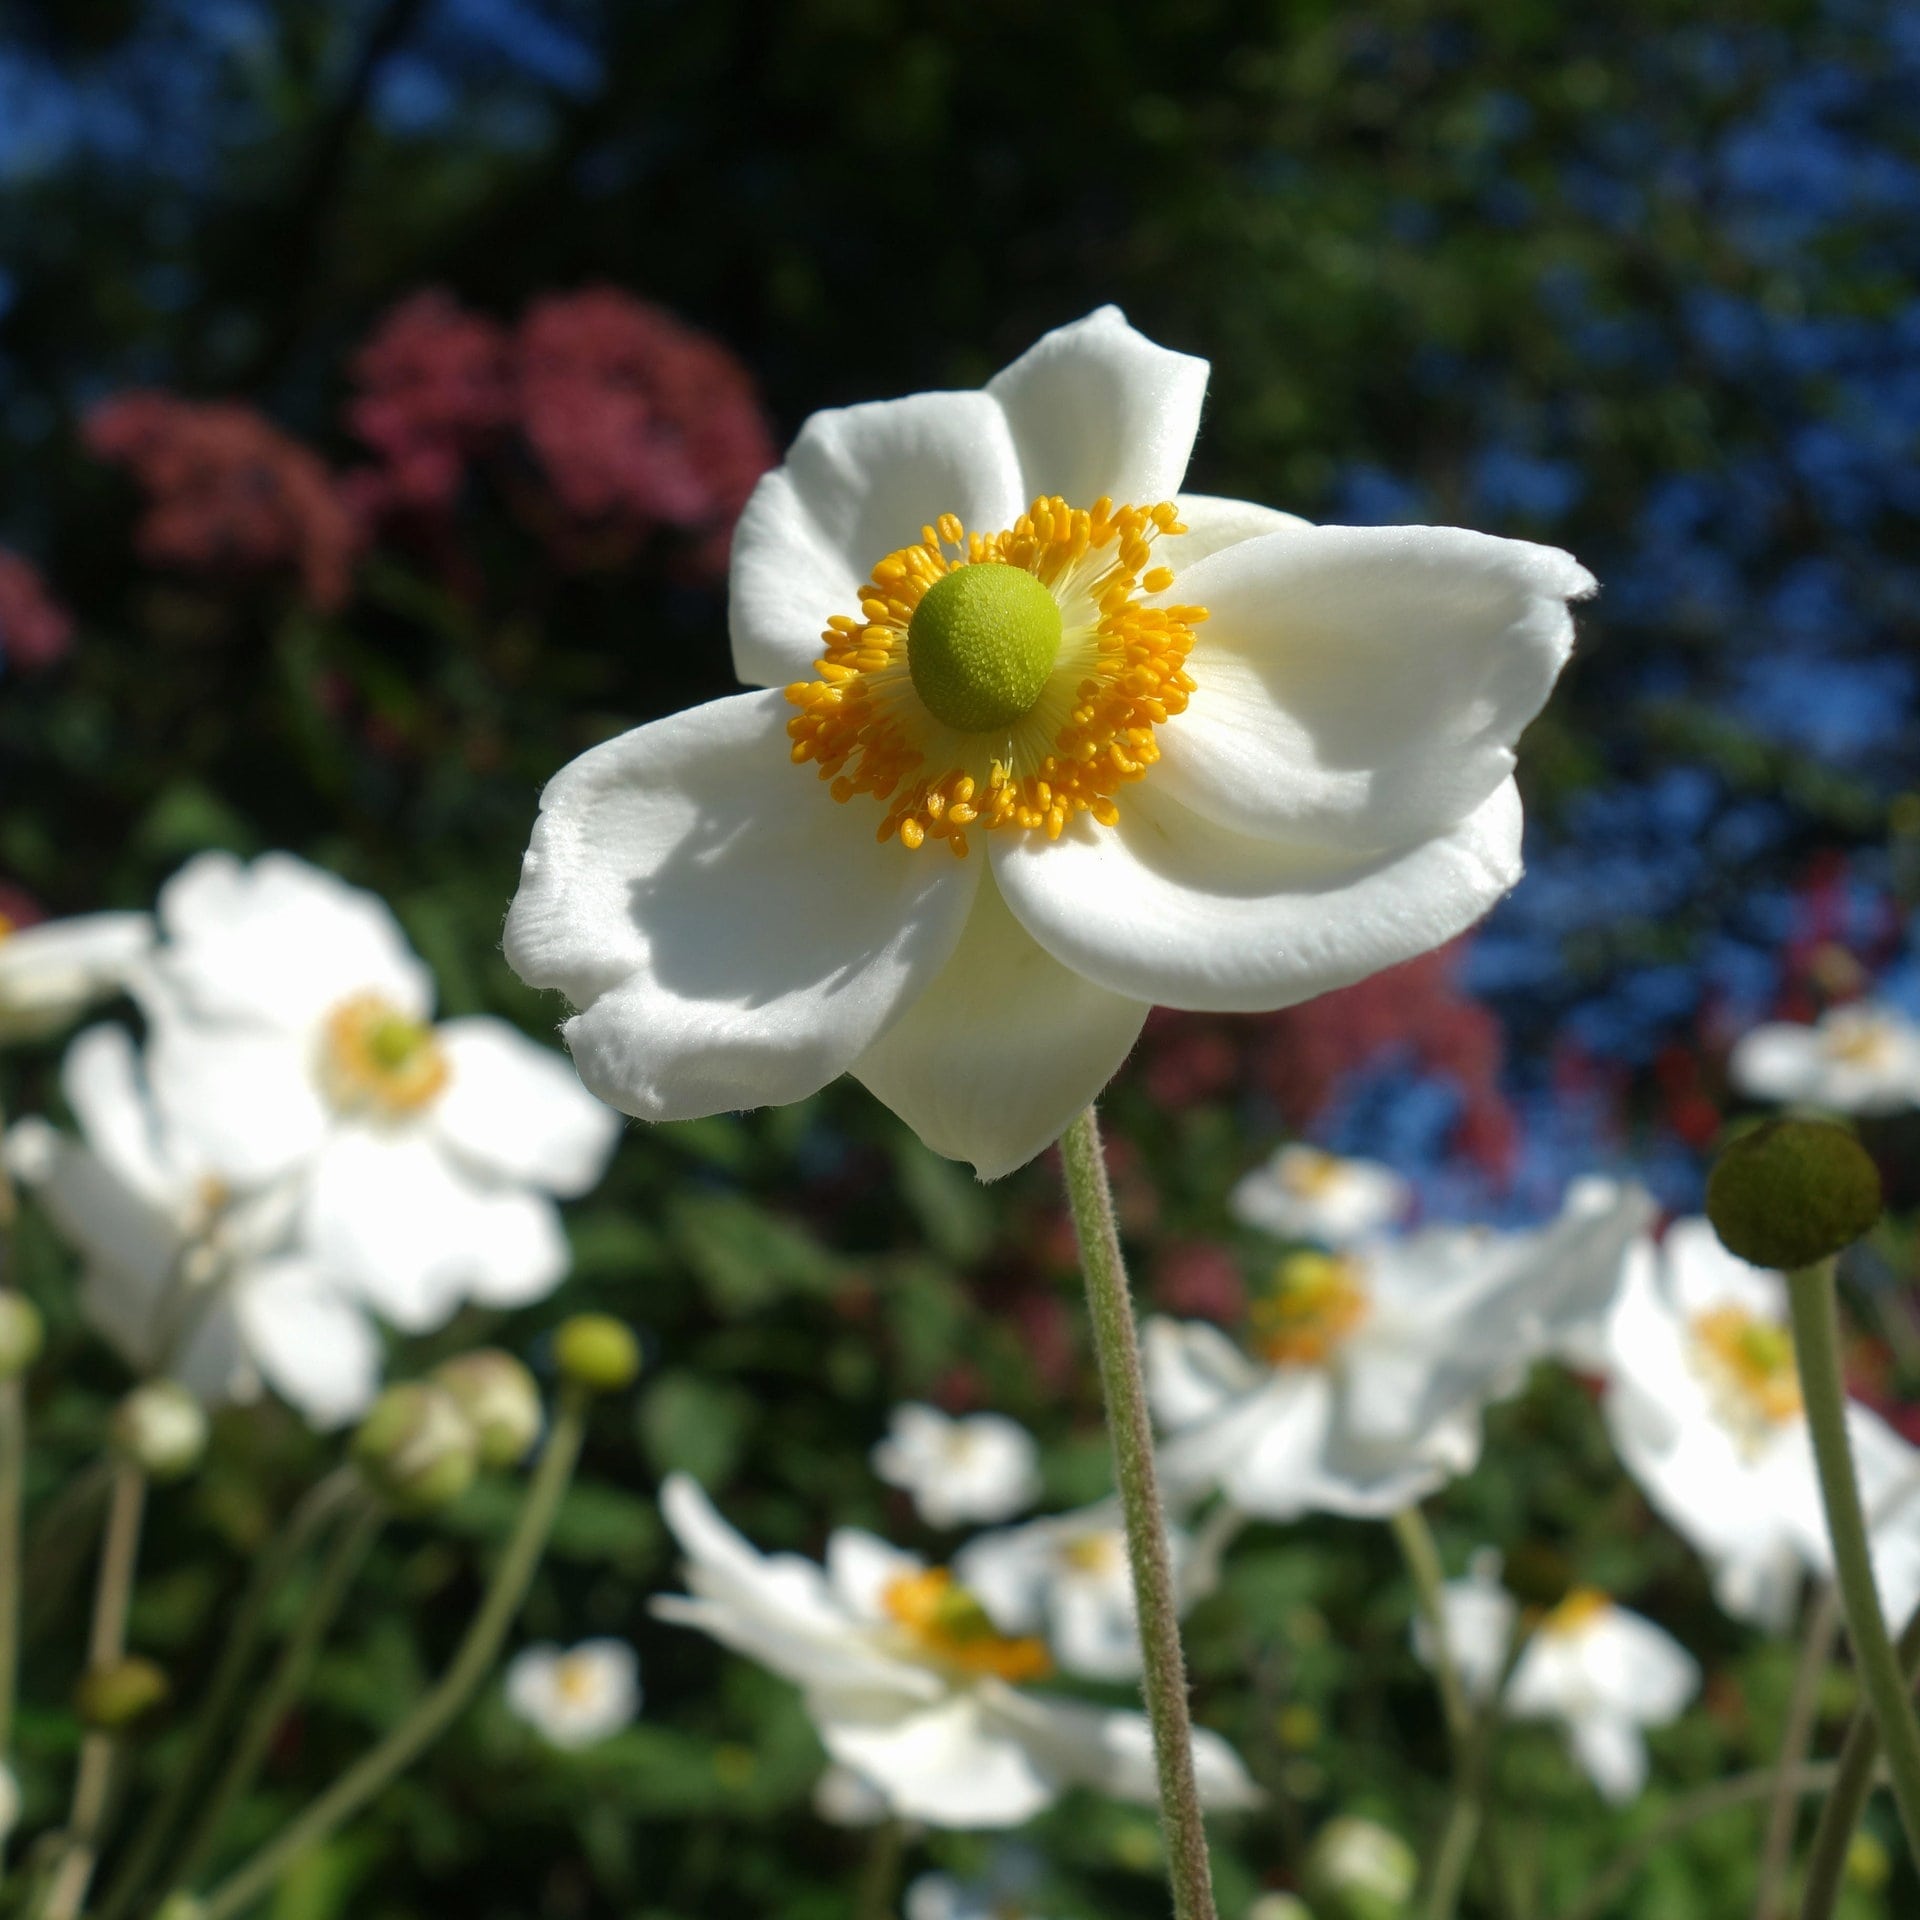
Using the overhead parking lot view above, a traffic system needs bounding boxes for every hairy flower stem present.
[1752,1584,1843,1920]
[1060,1106,1217,1920]
[1797,1604,1920,1920]
[194,1387,589,1920]
[1785,1258,1920,1862]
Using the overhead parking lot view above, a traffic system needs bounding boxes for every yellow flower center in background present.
[1061,1531,1124,1577]
[0,912,14,942]
[1249,1251,1372,1367]
[1280,1148,1347,1198]
[1542,1587,1613,1637]
[784,496,1206,855]
[1825,1012,1897,1070]
[881,1566,1053,1683]
[320,992,450,1120]
[1691,1303,1802,1433]
[553,1653,602,1707]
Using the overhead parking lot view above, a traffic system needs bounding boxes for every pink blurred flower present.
[1155,1241,1245,1323]
[0,550,74,672]
[86,393,360,612]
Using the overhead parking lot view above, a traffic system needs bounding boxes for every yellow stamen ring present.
[320,992,450,1119]
[783,496,1206,855]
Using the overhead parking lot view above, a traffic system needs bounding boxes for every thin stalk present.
[1423,1790,1483,1920]
[0,1107,24,1769]
[1391,1505,1472,1750]
[1798,1604,1920,1920]
[169,1498,385,1891]
[852,1818,905,1920]
[194,1389,588,1920]
[1059,1106,1216,1920]
[1753,1584,1844,1920]
[94,1468,361,1920]
[1785,1259,1920,1857]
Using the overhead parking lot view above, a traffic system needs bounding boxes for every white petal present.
[150,851,432,1032]
[985,306,1208,508]
[1049,1572,1145,1682]
[1143,1317,1265,1432]
[1162,494,1313,571]
[815,1690,1058,1828]
[1159,1374,1336,1519]
[826,1530,926,1623]
[433,1017,621,1196]
[1153,526,1588,850]
[505,690,980,1122]
[851,873,1147,1181]
[1584,1609,1700,1724]
[1567,1714,1650,1804]
[145,1016,329,1184]
[1416,1575,1517,1705]
[729,391,1026,688]
[0,912,151,1036]
[234,1257,383,1429]
[60,1024,180,1207]
[994,779,1523,1015]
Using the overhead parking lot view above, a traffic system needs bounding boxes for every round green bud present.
[1304,1816,1417,1920]
[1706,1118,1883,1271]
[111,1381,209,1482]
[76,1655,169,1730]
[352,1382,479,1513]
[907,562,1062,734]
[431,1350,543,1469]
[553,1314,641,1394]
[0,1294,43,1380]
[1247,1899,1317,1920]
[1847,1830,1891,1891]
[154,1897,208,1920]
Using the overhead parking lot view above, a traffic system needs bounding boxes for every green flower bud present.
[111,1381,209,1482]
[1304,1816,1417,1920]
[431,1350,542,1469]
[1247,1899,1317,1920]
[553,1314,641,1394]
[352,1382,479,1513]
[0,1293,43,1380]
[1847,1830,1891,1891]
[1706,1118,1883,1270]
[76,1655,169,1729]
[154,1896,207,1920]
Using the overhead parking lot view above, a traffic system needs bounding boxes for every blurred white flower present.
[1605,1218,1920,1631]
[1229,1145,1410,1248]
[873,1405,1041,1528]
[0,1757,18,1848]
[139,852,621,1333]
[504,1639,641,1750]
[6,1023,379,1428]
[1411,1548,1519,1705]
[1729,1002,1920,1116]
[955,1501,1217,1683]
[810,1761,892,1828]
[505,306,1591,1180]
[1147,1181,1653,1519]
[1305,1816,1419,1908]
[0,909,150,1043]
[653,1474,1259,1828]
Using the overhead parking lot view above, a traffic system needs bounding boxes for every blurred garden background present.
[2,1,1919,1916]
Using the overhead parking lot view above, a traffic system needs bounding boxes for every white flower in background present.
[5,1024,379,1428]
[873,1404,1041,1528]
[955,1501,1218,1683]
[1729,1001,1920,1116]
[0,1757,18,1848]
[1304,1817,1419,1912]
[505,306,1592,1179]
[1147,1181,1654,1519]
[906,1854,1049,1920]
[811,1761,892,1828]
[0,909,150,1042]
[1605,1217,1920,1631]
[139,853,621,1333]
[1411,1548,1520,1705]
[504,1639,641,1749]
[1230,1145,1410,1248]
[653,1474,1259,1827]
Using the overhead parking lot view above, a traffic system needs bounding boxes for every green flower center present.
[367,1013,433,1071]
[906,561,1063,734]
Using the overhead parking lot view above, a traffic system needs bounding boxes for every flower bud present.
[111,1381,209,1482]
[76,1655,169,1729]
[154,1897,207,1920]
[1247,1899,1316,1920]
[352,1382,479,1513]
[0,1293,43,1380]
[553,1314,641,1394]
[1706,1118,1883,1271]
[432,1350,542,1469]
[1304,1816,1417,1920]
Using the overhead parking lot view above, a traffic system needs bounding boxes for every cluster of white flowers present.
[6,853,620,1427]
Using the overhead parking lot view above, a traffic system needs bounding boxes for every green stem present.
[1797,1603,1920,1920]
[94,1469,361,1920]
[1391,1505,1473,1751]
[1558,1763,1843,1920]
[852,1817,905,1920]
[1060,1106,1217,1920]
[1423,1789,1483,1920]
[1785,1259,1920,1859]
[0,1379,23,1764]
[193,1389,588,1920]
[168,1498,385,1891]
[1753,1583,1844,1920]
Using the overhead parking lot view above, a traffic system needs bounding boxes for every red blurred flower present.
[86,393,360,612]
[0,549,74,672]
[1155,1241,1246,1323]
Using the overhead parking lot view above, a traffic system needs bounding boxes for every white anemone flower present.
[137,852,621,1334]
[1420,1568,1698,1804]
[504,307,1592,1179]
[6,1024,379,1428]
[1146,1181,1654,1520]
[1604,1217,1920,1631]
[872,1404,1042,1528]
[653,1474,1259,1828]
[1411,1548,1521,1706]
[504,1639,641,1749]
[0,909,150,1042]
[954,1501,1216,1683]
[1728,1002,1920,1116]
[1229,1144,1411,1248]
